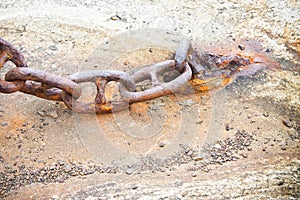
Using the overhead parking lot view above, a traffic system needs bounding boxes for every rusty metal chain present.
[0,37,193,114]
[0,37,272,114]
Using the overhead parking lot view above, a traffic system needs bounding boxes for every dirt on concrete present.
[0,0,299,199]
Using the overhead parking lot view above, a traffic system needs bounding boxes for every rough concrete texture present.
[0,0,299,199]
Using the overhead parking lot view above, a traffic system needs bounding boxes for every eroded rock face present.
[0,0,299,199]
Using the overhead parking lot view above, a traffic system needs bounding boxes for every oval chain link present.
[119,60,192,103]
[0,38,27,93]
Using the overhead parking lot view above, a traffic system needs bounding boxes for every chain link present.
[119,60,192,103]
[0,37,278,114]
[5,67,82,100]
[0,38,27,93]
[61,70,136,114]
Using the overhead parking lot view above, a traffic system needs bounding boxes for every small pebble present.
[193,156,204,161]
[131,184,138,189]
[1,122,8,127]
[277,180,284,186]
[37,110,46,117]
[241,153,248,158]
[181,191,188,197]
[238,44,245,50]
[46,110,58,119]
[186,149,193,156]
[111,15,122,20]
[57,160,65,166]
[282,119,293,128]
[158,142,166,147]
[196,120,203,124]
[225,123,230,131]
[49,45,58,51]
[125,167,136,175]
[262,113,269,117]
[43,122,49,126]
[63,165,72,173]
[57,175,65,183]
[5,134,11,139]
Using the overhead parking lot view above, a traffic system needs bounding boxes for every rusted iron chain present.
[0,37,279,114]
[0,37,192,114]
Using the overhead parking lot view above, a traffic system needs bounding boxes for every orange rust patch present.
[193,39,281,70]
[129,102,152,123]
[189,76,234,93]
[222,77,233,86]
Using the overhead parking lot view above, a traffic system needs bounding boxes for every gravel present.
[0,130,256,198]
[1,122,8,127]
[283,118,293,128]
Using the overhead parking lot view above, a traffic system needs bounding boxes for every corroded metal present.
[186,40,281,93]
[0,38,27,93]
[61,70,136,114]
[0,37,280,114]
[175,38,192,73]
